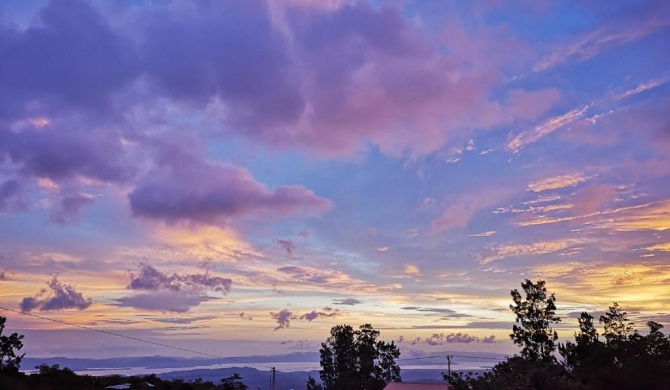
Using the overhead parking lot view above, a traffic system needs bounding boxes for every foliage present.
[599,302,635,345]
[0,316,25,372]
[307,374,324,390]
[509,279,560,362]
[319,323,401,390]
[221,373,248,390]
[444,280,670,390]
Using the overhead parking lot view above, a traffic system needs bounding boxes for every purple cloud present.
[128,144,332,225]
[115,291,215,313]
[423,332,482,345]
[119,264,232,312]
[277,239,296,255]
[333,298,363,306]
[271,307,338,330]
[271,309,297,331]
[127,263,232,294]
[0,179,27,212]
[20,276,92,312]
[49,192,94,225]
[299,307,340,321]
[0,0,138,116]
[239,312,253,321]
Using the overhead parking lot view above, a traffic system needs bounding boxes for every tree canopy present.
[445,279,670,390]
[319,323,400,390]
[0,316,24,372]
[509,279,560,362]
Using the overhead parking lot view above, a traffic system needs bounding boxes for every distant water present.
[75,361,496,377]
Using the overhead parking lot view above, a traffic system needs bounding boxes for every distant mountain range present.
[22,351,503,390]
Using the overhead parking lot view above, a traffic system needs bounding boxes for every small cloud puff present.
[271,307,340,331]
[20,276,92,312]
[333,298,363,306]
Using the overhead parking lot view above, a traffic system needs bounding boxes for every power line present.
[0,305,275,370]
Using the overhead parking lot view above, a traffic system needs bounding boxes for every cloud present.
[49,192,94,225]
[527,173,589,193]
[423,332,485,345]
[148,315,217,325]
[573,184,617,215]
[506,104,592,154]
[0,271,6,280]
[0,0,515,162]
[271,309,297,331]
[332,298,362,306]
[400,307,471,318]
[271,307,340,330]
[614,75,670,100]
[468,231,496,237]
[118,263,232,312]
[240,312,254,321]
[0,179,28,213]
[431,203,479,231]
[506,88,561,122]
[533,20,670,72]
[275,265,354,287]
[128,263,232,294]
[404,264,421,275]
[482,240,579,264]
[128,144,332,226]
[20,276,92,312]
[299,307,340,321]
[115,291,215,313]
[277,239,296,255]
[482,335,496,343]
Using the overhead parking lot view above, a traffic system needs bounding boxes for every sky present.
[0,0,669,364]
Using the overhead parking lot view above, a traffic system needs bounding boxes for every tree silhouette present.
[220,373,247,390]
[509,279,560,362]
[319,324,400,390]
[599,302,635,345]
[307,374,323,390]
[0,316,24,372]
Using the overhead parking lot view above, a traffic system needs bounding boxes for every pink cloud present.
[506,88,561,122]
[432,204,478,232]
[129,137,332,225]
[573,184,617,215]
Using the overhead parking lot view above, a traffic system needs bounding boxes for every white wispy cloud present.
[507,104,591,154]
[533,20,670,73]
[527,173,589,192]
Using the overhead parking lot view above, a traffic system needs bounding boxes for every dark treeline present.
[0,364,249,390]
[445,280,670,390]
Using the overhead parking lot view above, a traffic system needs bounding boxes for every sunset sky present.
[0,0,669,364]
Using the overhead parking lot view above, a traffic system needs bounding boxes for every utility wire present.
[0,305,275,371]
[0,305,504,375]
